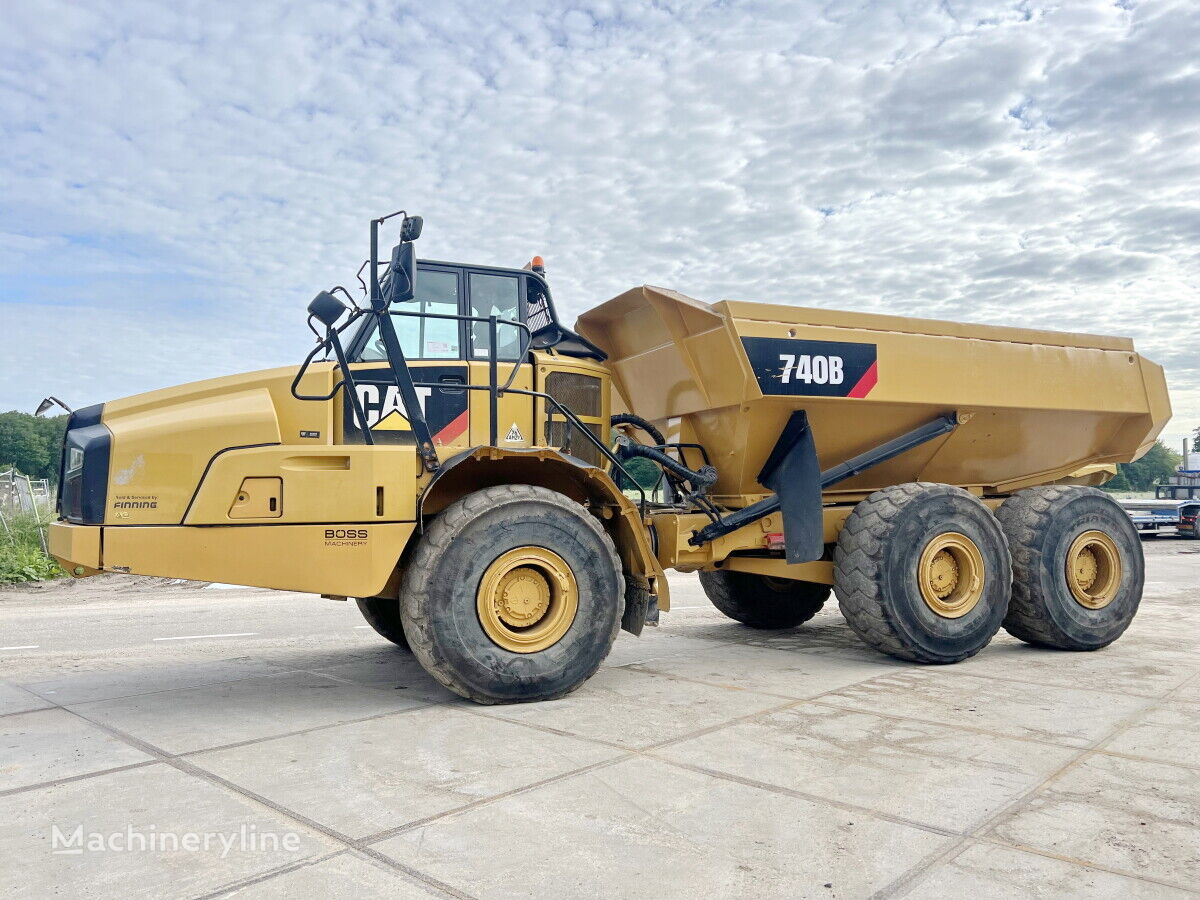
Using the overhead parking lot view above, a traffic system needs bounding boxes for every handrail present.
[384,307,533,394]
[287,302,641,508]
[398,379,647,513]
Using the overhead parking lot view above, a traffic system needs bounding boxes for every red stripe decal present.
[847,361,878,399]
[433,410,469,445]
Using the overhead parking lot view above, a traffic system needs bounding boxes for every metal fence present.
[0,468,53,552]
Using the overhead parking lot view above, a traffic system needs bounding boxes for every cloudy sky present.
[1,0,1197,451]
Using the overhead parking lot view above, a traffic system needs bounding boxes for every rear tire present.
[400,485,623,704]
[698,569,828,629]
[356,596,410,649]
[834,483,1011,664]
[996,486,1142,650]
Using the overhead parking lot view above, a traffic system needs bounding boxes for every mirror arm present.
[367,212,438,471]
[327,326,374,446]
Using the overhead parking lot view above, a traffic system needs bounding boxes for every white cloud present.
[0,0,1196,447]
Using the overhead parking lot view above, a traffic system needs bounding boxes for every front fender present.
[418,447,669,619]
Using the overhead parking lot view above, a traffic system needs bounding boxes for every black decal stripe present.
[741,336,877,398]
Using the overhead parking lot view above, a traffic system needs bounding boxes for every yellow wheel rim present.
[918,532,986,619]
[1066,530,1122,610]
[476,547,579,653]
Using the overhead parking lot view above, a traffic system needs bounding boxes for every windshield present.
[356,269,461,360]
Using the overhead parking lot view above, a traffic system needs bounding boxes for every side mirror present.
[387,242,417,304]
[400,215,423,242]
[308,290,348,329]
[35,396,73,416]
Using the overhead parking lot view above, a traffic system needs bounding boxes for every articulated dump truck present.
[50,212,1171,703]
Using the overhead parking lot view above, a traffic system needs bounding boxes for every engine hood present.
[87,364,335,525]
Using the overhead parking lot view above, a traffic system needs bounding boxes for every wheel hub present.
[918,532,985,618]
[1066,530,1121,610]
[495,568,551,627]
[477,547,579,653]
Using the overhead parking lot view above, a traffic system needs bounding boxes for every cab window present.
[358,269,461,361]
[468,272,524,361]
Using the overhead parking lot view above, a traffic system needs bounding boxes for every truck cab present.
[335,259,608,461]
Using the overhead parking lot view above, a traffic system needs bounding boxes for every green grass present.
[0,510,64,584]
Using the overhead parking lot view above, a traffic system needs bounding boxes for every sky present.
[1,0,1197,453]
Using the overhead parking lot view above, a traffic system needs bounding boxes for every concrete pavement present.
[1,540,1197,897]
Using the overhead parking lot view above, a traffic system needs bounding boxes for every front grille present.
[546,421,605,467]
[544,372,601,417]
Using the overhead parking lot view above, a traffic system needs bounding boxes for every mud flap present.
[621,578,659,635]
[758,410,823,564]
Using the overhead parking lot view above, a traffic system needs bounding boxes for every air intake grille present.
[544,372,601,418]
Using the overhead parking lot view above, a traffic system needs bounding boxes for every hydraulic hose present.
[610,413,666,448]
[614,438,718,493]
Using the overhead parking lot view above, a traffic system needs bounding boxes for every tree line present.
[0,411,68,483]
[1103,441,1181,493]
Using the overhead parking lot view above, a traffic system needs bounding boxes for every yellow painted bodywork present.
[48,351,643,602]
[101,523,416,596]
[578,286,1171,506]
[47,521,101,574]
[184,445,421,525]
[49,283,1170,606]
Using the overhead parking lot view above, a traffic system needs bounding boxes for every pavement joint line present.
[332,667,837,845]
[353,845,477,900]
[920,663,1200,701]
[806,697,1147,753]
[974,833,1200,896]
[190,849,350,900]
[0,694,449,799]
[31,691,617,897]
[17,670,292,708]
[53,704,475,900]
[870,665,1195,899]
[1093,746,1200,773]
[1087,667,1200,759]
[194,848,464,900]
[619,659,904,703]
[454,706,632,752]
[356,755,632,847]
[174,698,452,759]
[0,705,55,720]
[448,674,806,756]
[0,759,159,798]
[658,756,962,838]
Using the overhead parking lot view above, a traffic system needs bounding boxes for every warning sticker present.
[504,423,524,443]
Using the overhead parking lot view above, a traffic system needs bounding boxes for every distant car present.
[1179,502,1200,539]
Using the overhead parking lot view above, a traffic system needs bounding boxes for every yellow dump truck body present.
[578,286,1170,503]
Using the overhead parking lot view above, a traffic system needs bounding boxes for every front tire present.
[698,569,829,629]
[996,486,1142,650]
[400,485,624,704]
[834,483,1011,664]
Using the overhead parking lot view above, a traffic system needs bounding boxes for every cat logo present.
[345,366,470,447]
[504,423,524,443]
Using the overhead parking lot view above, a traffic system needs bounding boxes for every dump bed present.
[577,287,1170,500]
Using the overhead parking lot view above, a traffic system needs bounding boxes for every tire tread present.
[401,484,623,704]
[834,482,1005,664]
